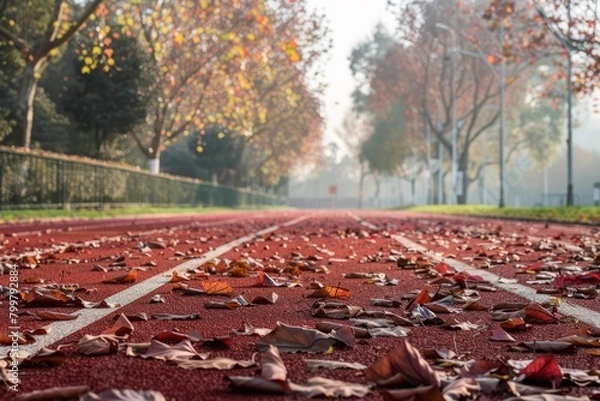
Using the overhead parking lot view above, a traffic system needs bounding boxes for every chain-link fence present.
[0,148,284,209]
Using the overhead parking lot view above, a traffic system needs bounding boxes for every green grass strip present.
[406,205,600,225]
[0,205,286,223]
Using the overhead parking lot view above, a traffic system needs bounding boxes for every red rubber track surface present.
[1,210,599,401]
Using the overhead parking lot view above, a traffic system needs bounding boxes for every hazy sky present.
[306,0,395,148]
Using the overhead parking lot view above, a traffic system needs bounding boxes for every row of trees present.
[0,0,330,190]
[346,0,599,204]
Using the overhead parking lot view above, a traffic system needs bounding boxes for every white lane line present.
[2,215,309,356]
[348,213,600,328]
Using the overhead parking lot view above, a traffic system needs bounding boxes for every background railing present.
[0,148,284,209]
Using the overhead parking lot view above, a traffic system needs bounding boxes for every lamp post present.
[435,23,458,205]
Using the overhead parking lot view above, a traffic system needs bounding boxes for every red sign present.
[328,185,337,196]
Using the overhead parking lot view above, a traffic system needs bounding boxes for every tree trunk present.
[457,153,469,204]
[15,61,44,149]
[358,163,365,209]
[147,157,160,174]
[373,172,381,204]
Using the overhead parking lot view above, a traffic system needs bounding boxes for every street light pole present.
[435,23,458,205]
[498,20,506,208]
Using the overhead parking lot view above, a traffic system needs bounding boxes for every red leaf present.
[519,354,562,388]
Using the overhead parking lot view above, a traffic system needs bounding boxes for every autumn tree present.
[0,0,105,149]
[483,0,599,205]
[375,0,546,204]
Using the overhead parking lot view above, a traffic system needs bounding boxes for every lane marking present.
[348,213,600,328]
[2,215,309,356]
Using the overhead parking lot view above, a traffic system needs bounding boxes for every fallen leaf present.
[18,348,66,368]
[140,339,208,361]
[311,301,363,319]
[202,281,233,295]
[32,311,78,321]
[305,359,367,371]
[77,335,120,356]
[490,328,516,342]
[307,285,351,299]
[365,341,441,387]
[519,354,563,388]
[500,317,532,331]
[150,294,165,303]
[102,270,138,284]
[255,322,340,353]
[152,330,202,343]
[255,271,294,287]
[381,385,444,401]
[252,292,279,304]
[232,322,271,337]
[525,303,558,324]
[261,345,288,381]
[176,356,256,370]
[101,314,134,337]
[288,377,372,398]
[79,389,166,401]
[16,385,90,401]
[151,313,201,321]
[507,341,576,353]
[443,378,480,401]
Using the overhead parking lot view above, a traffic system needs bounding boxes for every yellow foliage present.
[84,57,93,65]
[81,66,91,74]
[174,32,184,45]
[92,46,102,55]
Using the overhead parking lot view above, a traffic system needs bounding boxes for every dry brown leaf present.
[21,288,72,307]
[381,385,444,401]
[288,377,372,398]
[79,389,166,401]
[255,322,339,353]
[252,292,279,304]
[307,285,351,299]
[16,385,90,401]
[506,341,576,353]
[254,271,289,287]
[102,270,138,284]
[151,313,201,321]
[525,303,558,324]
[0,331,35,345]
[406,289,431,309]
[443,378,480,401]
[305,359,367,371]
[226,376,288,394]
[201,281,233,295]
[101,314,134,337]
[500,317,532,331]
[18,348,66,368]
[152,330,202,343]
[77,334,120,356]
[311,301,363,319]
[490,327,516,342]
[232,322,272,337]
[33,311,78,321]
[140,339,208,361]
[175,356,256,370]
[261,345,288,381]
[169,271,189,283]
[365,341,440,387]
